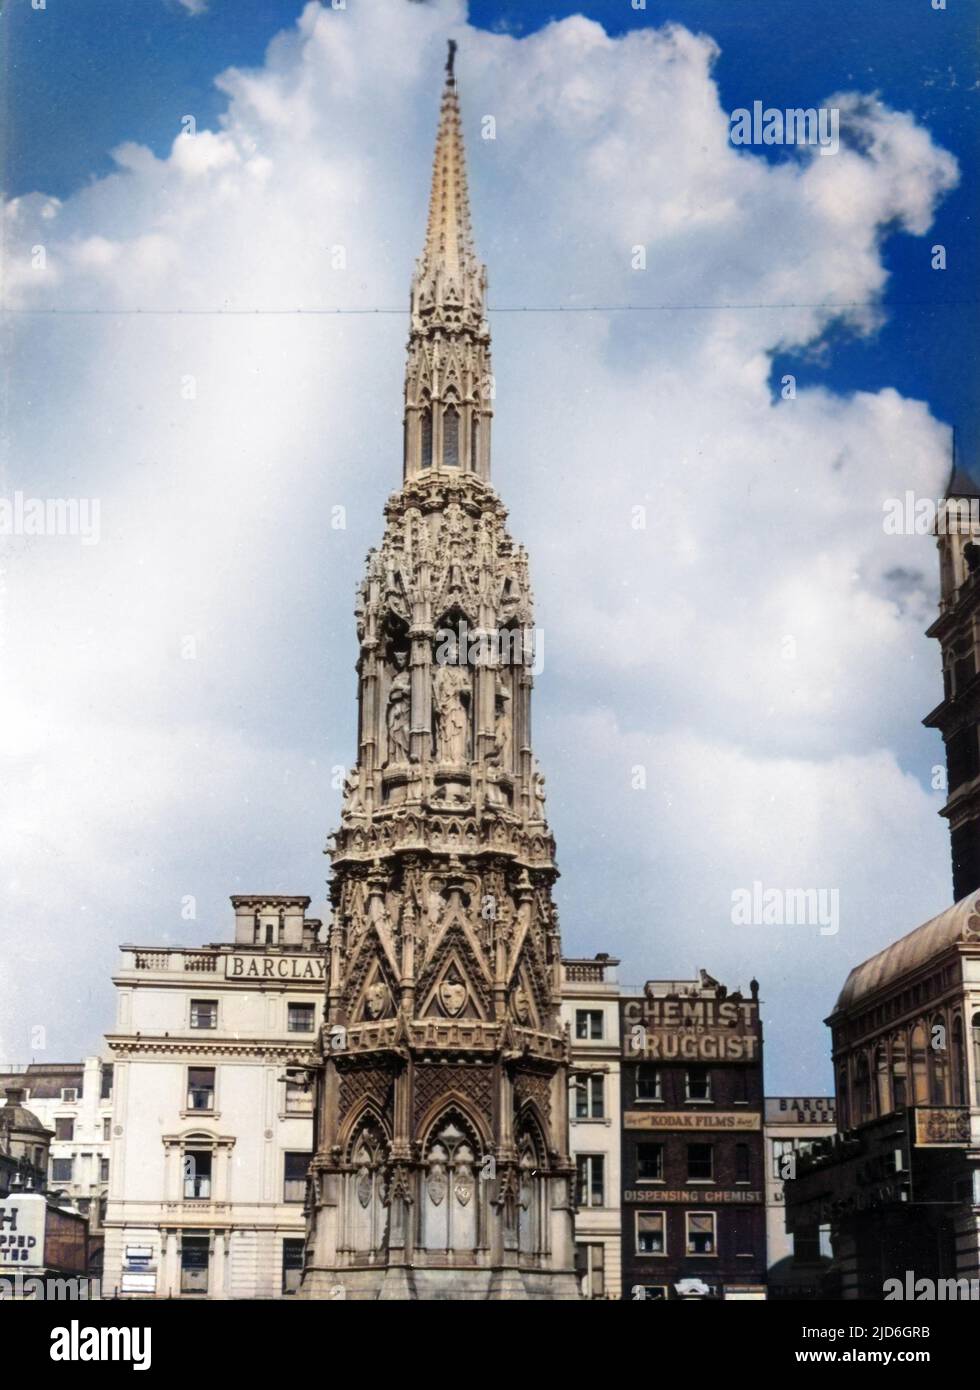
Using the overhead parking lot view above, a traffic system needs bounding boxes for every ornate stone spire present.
[300,50,578,1302]
[404,47,492,480]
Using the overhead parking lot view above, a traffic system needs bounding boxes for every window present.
[573,1073,605,1119]
[854,1051,872,1122]
[734,1212,755,1257]
[288,1003,315,1034]
[735,1142,750,1184]
[685,1067,711,1102]
[794,1230,821,1264]
[55,1117,75,1142]
[635,1065,661,1102]
[99,1157,110,1183]
[891,1032,908,1109]
[443,406,460,466]
[285,1078,314,1114]
[420,407,433,468]
[190,999,218,1030]
[283,1151,310,1203]
[103,1117,112,1141]
[187,1067,215,1111]
[575,1010,603,1040]
[875,1043,891,1115]
[636,1211,666,1255]
[929,1014,950,1104]
[575,1154,605,1207]
[687,1143,713,1181]
[183,1149,212,1200]
[910,1024,928,1105]
[282,1238,305,1295]
[686,1211,716,1255]
[730,1068,748,1103]
[952,1014,966,1105]
[574,1242,606,1299]
[636,1143,664,1182]
[100,1066,113,1100]
[180,1235,209,1295]
[61,1088,78,1103]
[52,1158,73,1184]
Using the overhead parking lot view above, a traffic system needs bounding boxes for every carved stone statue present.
[385,652,411,765]
[342,767,363,817]
[491,675,511,770]
[532,765,546,819]
[433,662,470,764]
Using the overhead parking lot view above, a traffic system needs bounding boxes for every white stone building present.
[0,1059,113,1230]
[561,956,622,1300]
[102,896,324,1299]
[763,1096,834,1297]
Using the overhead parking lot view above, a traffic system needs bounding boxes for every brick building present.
[619,972,767,1300]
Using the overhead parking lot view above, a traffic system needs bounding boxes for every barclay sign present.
[225,954,326,981]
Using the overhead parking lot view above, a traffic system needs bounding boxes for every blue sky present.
[2,0,976,1091]
[6,0,978,466]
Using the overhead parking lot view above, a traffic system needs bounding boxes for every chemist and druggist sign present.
[622,993,761,1062]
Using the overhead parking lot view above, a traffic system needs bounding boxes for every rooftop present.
[833,891,980,1014]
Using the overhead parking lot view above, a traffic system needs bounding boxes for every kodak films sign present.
[624,1111,761,1131]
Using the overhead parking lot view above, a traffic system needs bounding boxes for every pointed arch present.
[418,1104,485,1252]
[515,1107,548,1258]
[442,403,460,467]
[341,1110,390,1257]
[420,403,433,468]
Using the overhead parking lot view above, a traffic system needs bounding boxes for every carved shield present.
[439,980,467,1016]
[427,1164,448,1206]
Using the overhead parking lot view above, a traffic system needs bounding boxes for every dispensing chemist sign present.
[0,1197,44,1268]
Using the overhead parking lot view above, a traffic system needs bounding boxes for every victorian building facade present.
[763,1095,834,1298]
[562,956,622,1299]
[619,973,768,1300]
[102,896,323,1299]
[300,53,579,1300]
[786,472,980,1297]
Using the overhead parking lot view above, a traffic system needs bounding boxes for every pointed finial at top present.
[446,39,457,82]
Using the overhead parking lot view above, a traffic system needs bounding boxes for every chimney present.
[4,1087,26,1108]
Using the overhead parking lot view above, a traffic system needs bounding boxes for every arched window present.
[854,1053,872,1124]
[516,1121,546,1257]
[890,1032,908,1109]
[836,1065,849,1130]
[875,1043,890,1116]
[420,407,433,468]
[952,1014,965,1105]
[420,1115,479,1251]
[929,1013,950,1105]
[910,1022,929,1105]
[345,1119,387,1255]
[443,405,460,467]
[470,414,479,473]
[972,1012,980,1106]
